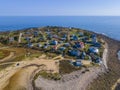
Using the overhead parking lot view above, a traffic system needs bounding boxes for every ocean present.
[0,16,120,40]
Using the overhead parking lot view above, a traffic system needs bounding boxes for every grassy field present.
[0,50,10,59]
[34,70,61,81]
[59,60,81,74]
[0,47,40,63]
[0,63,13,71]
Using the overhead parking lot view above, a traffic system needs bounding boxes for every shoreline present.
[87,34,120,90]
[0,26,120,90]
[0,26,120,42]
[34,67,106,90]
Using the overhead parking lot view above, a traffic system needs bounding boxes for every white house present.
[89,47,99,53]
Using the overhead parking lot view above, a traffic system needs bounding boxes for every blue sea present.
[0,16,120,40]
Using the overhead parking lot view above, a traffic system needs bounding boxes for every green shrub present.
[59,60,81,74]
[34,71,61,81]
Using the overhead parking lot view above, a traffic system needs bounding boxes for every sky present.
[0,0,120,16]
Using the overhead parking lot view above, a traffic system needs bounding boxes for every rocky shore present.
[34,67,105,90]
[87,34,120,90]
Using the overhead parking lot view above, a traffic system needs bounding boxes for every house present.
[91,34,97,38]
[62,34,67,38]
[79,42,84,48]
[69,49,81,57]
[73,42,84,48]
[89,53,99,61]
[59,47,66,51]
[91,34,97,43]
[95,58,102,64]
[44,45,48,49]
[64,43,70,47]
[9,37,14,42]
[47,34,52,40]
[58,41,63,44]
[51,40,58,45]
[89,47,99,53]
[39,37,45,41]
[46,29,51,34]
[25,37,31,42]
[34,31,38,37]
[79,32,84,36]
[73,59,82,66]
[71,34,78,40]
[53,35,58,38]
[93,42,101,48]
[37,43,42,48]
[92,37,97,43]
[27,43,33,48]
[52,45,57,50]
[61,38,66,41]
[81,52,86,59]
[25,32,30,35]
[82,37,88,43]
[43,44,49,49]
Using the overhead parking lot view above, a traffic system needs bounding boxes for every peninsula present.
[0,26,120,90]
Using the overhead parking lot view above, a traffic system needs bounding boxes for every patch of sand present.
[0,57,59,90]
[4,66,38,90]
[0,52,14,62]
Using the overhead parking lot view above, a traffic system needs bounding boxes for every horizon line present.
[0,15,120,17]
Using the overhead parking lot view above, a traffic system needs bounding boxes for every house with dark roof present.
[62,34,67,38]
[71,34,78,40]
[73,42,84,49]
[27,43,33,48]
[64,43,70,47]
[93,42,101,48]
[50,40,58,45]
[73,59,82,66]
[69,49,81,57]
[59,47,66,51]
[34,31,38,37]
[91,34,97,43]
[81,52,86,59]
[89,47,99,54]
[95,57,102,64]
